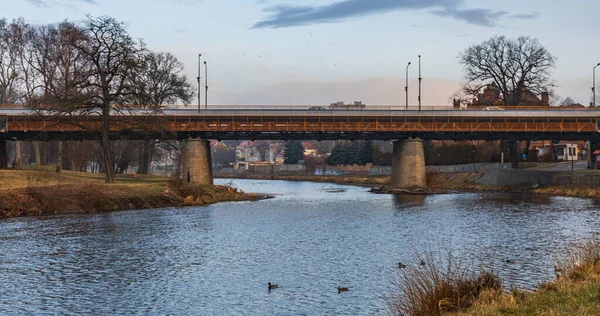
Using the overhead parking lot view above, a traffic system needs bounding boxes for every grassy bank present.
[0,168,265,219]
[388,239,600,316]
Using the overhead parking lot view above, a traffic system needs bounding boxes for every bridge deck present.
[1,107,600,141]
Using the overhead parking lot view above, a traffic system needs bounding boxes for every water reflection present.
[0,179,599,315]
[393,194,427,209]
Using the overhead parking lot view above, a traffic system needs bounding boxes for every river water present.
[1,179,600,315]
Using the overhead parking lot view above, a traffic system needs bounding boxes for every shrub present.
[386,251,501,316]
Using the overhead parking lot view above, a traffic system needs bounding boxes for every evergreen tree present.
[284,140,304,164]
[357,141,374,165]
[326,141,374,166]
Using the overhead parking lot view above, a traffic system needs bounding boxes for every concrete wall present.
[184,139,213,185]
[474,169,600,187]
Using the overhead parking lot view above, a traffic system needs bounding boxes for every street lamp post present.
[593,63,600,107]
[204,61,208,110]
[197,54,202,112]
[405,62,411,110]
[418,55,422,111]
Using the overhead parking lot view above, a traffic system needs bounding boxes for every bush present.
[386,251,501,316]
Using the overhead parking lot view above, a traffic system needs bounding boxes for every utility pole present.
[418,55,422,111]
[204,61,208,110]
[405,62,411,110]
[594,63,600,107]
[197,54,201,112]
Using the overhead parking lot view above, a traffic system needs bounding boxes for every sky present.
[3,0,600,106]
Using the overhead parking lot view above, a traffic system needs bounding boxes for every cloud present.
[75,0,99,4]
[27,0,48,7]
[27,0,99,7]
[431,8,508,27]
[509,12,540,19]
[252,0,538,29]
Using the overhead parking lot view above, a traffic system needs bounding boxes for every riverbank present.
[0,169,267,219]
[388,239,600,315]
[216,173,390,186]
[451,240,600,315]
[217,172,600,199]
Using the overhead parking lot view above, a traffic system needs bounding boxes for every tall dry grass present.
[555,237,600,282]
[386,251,501,316]
[456,237,600,315]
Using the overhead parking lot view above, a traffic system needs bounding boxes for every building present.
[302,141,318,157]
[537,143,579,161]
[234,141,262,170]
[234,141,284,170]
[329,101,366,109]
[453,83,550,108]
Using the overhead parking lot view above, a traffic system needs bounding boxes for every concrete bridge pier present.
[183,139,213,185]
[508,140,519,169]
[587,141,600,169]
[0,138,6,169]
[391,138,427,189]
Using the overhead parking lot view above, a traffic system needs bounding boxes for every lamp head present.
[408,62,411,66]
[204,61,207,65]
[597,63,600,66]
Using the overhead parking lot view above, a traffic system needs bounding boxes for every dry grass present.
[0,168,265,218]
[450,238,600,316]
[532,185,600,199]
[386,251,501,316]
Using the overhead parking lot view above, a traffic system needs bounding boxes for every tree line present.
[0,16,194,182]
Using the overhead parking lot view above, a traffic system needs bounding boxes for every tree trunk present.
[41,142,48,165]
[137,140,155,175]
[56,141,63,173]
[102,106,115,183]
[33,141,41,165]
[0,138,7,169]
[137,141,146,174]
[15,141,21,166]
[144,139,155,175]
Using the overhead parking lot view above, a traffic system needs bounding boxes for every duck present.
[420,260,426,266]
[505,259,516,264]
[338,286,349,294]
[398,262,407,269]
[268,282,278,291]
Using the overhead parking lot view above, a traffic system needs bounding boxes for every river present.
[1,179,599,315]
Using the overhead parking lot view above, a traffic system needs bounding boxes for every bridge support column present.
[391,138,426,189]
[587,141,600,169]
[183,139,213,185]
[0,138,6,169]
[509,140,519,169]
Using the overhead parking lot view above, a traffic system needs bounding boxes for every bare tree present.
[459,36,556,106]
[129,51,194,175]
[25,21,94,171]
[0,18,24,104]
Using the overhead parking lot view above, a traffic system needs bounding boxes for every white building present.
[538,143,578,161]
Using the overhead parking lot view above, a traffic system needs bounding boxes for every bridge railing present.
[1,104,599,115]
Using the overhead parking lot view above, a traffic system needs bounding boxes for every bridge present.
[2,105,600,189]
